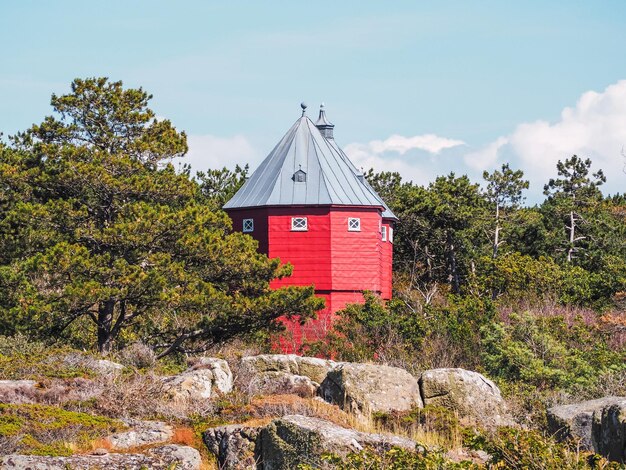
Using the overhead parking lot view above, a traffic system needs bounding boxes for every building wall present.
[267,207,333,291]
[228,207,269,253]
[225,205,393,350]
[329,207,382,293]
[381,220,394,299]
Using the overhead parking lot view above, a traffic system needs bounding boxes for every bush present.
[465,427,621,469]
[116,342,157,369]
[481,311,625,391]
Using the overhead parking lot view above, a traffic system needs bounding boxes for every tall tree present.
[0,78,322,355]
[483,164,529,258]
[543,155,606,263]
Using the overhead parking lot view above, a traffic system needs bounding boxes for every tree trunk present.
[567,210,575,263]
[493,204,500,259]
[97,299,116,354]
[446,231,460,294]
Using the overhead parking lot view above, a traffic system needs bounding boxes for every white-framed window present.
[291,217,308,231]
[242,218,254,233]
[389,227,394,243]
[381,226,387,241]
[348,217,361,232]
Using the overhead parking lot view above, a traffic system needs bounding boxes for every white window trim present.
[291,217,308,231]
[389,227,394,244]
[348,217,361,232]
[242,218,254,233]
[381,226,387,241]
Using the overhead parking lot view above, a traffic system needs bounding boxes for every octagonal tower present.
[223,104,396,349]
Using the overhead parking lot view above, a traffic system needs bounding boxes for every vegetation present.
[0,77,624,466]
[0,404,124,456]
[0,77,323,357]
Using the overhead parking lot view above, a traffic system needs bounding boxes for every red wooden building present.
[224,104,396,348]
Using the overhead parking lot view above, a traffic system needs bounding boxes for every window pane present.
[291,217,308,231]
[243,219,254,232]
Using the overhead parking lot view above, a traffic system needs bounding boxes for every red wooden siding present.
[225,205,392,351]
[329,208,382,293]
[381,220,394,299]
[267,207,332,291]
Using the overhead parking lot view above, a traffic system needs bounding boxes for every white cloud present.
[464,136,508,171]
[353,133,465,156]
[181,134,259,173]
[343,133,466,185]
[474,80,626,198]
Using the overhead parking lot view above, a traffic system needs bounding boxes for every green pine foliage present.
[0,77,323,356]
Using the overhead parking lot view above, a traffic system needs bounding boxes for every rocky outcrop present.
[419,368,512,427]
[592,399,626,462]
[105,419,174,450]
[547,396,623,451]
[548,396,626,462]
[248,371,319,398]
[203,424,261,470]
[1,444,201,469]
[162,357,233,402]
[258,414,416,470]
[240,355,336,397]
[188,357,234,394]
[319,362,423,415]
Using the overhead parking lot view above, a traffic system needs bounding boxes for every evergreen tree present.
[0,78,322,355]
[543,155,606,263]
[483,164,529,258]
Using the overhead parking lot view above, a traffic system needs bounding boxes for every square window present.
[242,219,254,233]
[389,227,394,244]
[291,217,308,231]
[348,217,361,231]
[381,226,387,241]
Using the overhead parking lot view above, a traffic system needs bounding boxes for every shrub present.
[116,342,157,369]
[465,427,621,469]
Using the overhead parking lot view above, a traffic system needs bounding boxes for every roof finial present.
[315,102,335,139]
[300,102,307,116]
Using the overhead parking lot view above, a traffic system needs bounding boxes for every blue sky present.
[2,1,626,201]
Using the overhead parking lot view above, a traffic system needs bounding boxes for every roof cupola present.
[315,103,334,139]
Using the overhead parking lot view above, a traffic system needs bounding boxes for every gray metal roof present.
[223,109,397,220]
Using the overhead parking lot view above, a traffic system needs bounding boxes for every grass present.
[0,403,125,456]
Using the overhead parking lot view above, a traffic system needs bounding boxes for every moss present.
[0,404,125,456]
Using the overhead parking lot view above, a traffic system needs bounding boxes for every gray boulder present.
[258,414,416,470]
[106,419,174,450]
[548,396,625,451]
[592,398,626,462]
[249,371,319,398]
[163,358,233,401]
[241,354,335,384]
[319,362,422,415]
[203,424,261,470]
[419,368,512,427]
[0,444,201,469]
[188,357,233,394]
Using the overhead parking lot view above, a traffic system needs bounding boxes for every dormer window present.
[293,169,307,182]
[291,217,308,231]
[243,218,254,233]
